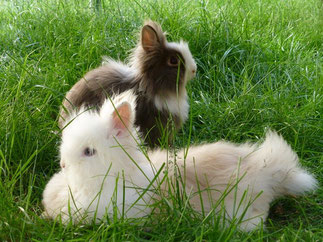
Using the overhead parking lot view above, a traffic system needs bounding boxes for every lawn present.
[0,0,322,240]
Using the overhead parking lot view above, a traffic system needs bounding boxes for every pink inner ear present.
[142,26,158,51]
[112,103,131,135]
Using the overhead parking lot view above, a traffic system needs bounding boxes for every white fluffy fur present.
[153,92,189,123]
[43,90,155,223]
[43,92,317,230]
[101,56,136,79]
[150,131,317,230]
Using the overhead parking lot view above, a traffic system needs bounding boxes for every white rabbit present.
[43,91,317,230]
[150,131,318,230]
[43,91,156,223]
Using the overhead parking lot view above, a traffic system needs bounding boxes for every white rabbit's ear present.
[111,102,133,137]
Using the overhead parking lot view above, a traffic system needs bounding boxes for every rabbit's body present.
[59,21,196,147]
[150,131,317,230]
[43,91,155,222]
[42,171,70,221]
[43,168,154,223]
[44,91,317,230]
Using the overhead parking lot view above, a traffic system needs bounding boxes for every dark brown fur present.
[59,21,189,147]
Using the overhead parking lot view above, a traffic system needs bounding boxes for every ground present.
[0,0,322,240]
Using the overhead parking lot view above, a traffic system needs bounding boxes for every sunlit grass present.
[0,0,322,240]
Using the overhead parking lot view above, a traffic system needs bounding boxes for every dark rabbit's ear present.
[141,21,165,51]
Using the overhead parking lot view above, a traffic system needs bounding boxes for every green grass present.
[0,0,322,240]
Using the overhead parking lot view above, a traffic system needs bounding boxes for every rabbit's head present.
[130,20,197,97]
[59,91,142,174]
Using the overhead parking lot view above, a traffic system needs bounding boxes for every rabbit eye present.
[83,147,96,157]
[168,55,178,66]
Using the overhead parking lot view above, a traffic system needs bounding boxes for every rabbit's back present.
[59,62,137,127]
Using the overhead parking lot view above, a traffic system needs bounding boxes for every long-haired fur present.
[45,92,317,230]
[59,20,197,147]
[150,131,317,230]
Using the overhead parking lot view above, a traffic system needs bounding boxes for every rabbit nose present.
[60,160,66,168]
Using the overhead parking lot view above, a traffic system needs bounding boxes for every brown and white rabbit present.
[59,20,197,147]
[44,91,317,230]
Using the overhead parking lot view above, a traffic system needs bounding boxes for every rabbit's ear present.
[141,25,159,51]
[141,20,167,52]
[111,102,133,137]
